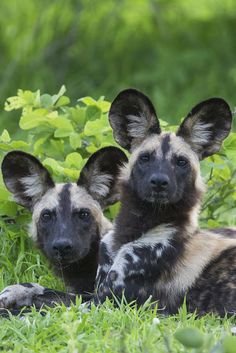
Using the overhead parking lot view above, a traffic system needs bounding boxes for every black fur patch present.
[161,134,171,156]
[58,183,72,218]
[112,181,200,251]
[20,283,34,288]
[187,247,236,316]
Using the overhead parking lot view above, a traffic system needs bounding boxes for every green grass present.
[1,220,236,353]
[0,299,236,352]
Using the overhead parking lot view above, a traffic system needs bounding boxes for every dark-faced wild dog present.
[0,147,127,310]
[95,89,236,316]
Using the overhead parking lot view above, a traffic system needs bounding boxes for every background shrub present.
[0,0,236,133]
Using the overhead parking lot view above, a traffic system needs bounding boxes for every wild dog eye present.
[176,156,188,167]
[139,153,150,162]
[74,208,90,220]
[40,210,52,222]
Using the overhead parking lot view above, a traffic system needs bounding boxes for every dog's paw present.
[0,283,45,309]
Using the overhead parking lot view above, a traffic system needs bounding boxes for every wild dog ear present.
[109,89,161,151]
[177,98,232,159]
[77,147,128,209]
[1,151,54,210]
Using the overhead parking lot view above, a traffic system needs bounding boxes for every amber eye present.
[139,153,150,163]
[41,210,52,222]
[74,208,90,220]
[176,157,188,167]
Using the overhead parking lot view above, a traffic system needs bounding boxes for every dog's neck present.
[113,181,202,250]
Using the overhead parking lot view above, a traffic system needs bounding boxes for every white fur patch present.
[0,283,44,308]
[140,223,175,245]
[106,224,174,288]
[191,121,213,148]
[89,173,113,198]
[127,113,149,139]
[20,174,44,199]
[96,230,115,285]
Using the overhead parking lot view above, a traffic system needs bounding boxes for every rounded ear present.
[109,89,161,152]
[177,98,232,159]
[77,147,128,209]
[1,151,54,210]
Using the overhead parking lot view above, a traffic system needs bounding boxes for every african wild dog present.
[0,147,127,310]
[95,88,236,316]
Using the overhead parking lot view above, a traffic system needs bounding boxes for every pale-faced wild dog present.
[0,147,127,310]
[95,89,236,316]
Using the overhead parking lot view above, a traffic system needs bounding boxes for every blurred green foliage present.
[0,0,236,134]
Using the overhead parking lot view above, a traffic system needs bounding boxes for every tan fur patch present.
[158,231,236,303]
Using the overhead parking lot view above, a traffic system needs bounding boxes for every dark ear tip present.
[190,97,232,117]
[86,146,127,163]
[207,97,232,114]
[99,146,128,162]
[2,150,39,170]
[111,88,145,101]
[2,150,25,172]
[109,88,155,110]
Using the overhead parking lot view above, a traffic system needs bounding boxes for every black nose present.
[52,240,73,257]
[150,174,169,191]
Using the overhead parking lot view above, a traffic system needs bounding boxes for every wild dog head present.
[1,147,127,265]
[109,89,232,207]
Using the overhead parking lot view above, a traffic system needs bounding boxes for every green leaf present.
[49,116,74,130]
[0,185,11,201]
[223,336,236,353]
[43,158,63,175]
[84,115,110,137]
[86,143,98,154]
[207,219,220,227]
[86,105,102,121]
[223,133,236,150]
[19,109,48,129]
[159,119,169,127]
[33,134,51,154]
[40,94,53,109]
[71,107,87,126]
[97,97,110,112]
[79,96,110,113]
[50,139,64,155]
[174,327,204,348]
[4,89,40,111]
[61,167,80,180]
[52,85,67,105]
[78,96,97,106]
[0,129,11,143]
[69,132,82,150]
[55,96,70,107]
[65,152,83,168]
[10,140,29,149]
[0,201,18,217]
[54,128,73,138]
[50,117,74,138]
